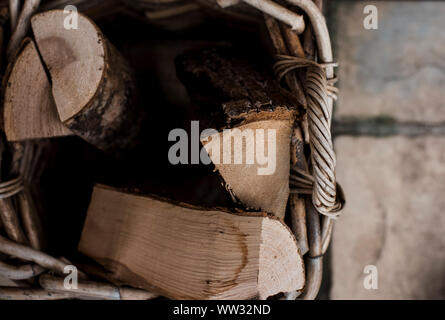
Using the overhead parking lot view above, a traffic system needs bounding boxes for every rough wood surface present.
[176,46,301,128]
[176,47,301,218]
[31,10,141,152]
[78,185,305,300]
[3,38,71,141]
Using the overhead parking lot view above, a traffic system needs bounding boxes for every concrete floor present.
[327,1,445,299]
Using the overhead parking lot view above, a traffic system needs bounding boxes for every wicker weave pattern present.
[0,0,343,300]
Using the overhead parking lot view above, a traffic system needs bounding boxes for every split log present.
[31,10,141,152]
[3,38,72,141]
[176,47,303,218]
[78,185,305,300]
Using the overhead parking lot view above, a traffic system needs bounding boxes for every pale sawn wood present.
[31,10,140,152]
[3,38,71,141]
[78,185,305,300]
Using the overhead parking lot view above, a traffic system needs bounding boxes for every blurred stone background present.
[327,1,445,299]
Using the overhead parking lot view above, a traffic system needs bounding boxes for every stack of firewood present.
[0,0,341,300]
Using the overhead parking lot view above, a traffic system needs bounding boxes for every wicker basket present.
[0,0,344,300]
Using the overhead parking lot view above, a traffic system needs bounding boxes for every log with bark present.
[78,185,305,300]
[176,46,303,219]
[30,10,142,152]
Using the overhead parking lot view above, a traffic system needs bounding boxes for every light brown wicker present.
[0,0,344,300]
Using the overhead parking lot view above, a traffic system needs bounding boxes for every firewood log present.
[78,185,305,300]
[31,10,141,152]
[3,38,71,141]
[176,47,303,218]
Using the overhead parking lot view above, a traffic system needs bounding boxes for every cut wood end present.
[31,9,139,152]
[31,10,106,122]
[201,119,293,218]
[4,38,72,141]
[259,217,305,299]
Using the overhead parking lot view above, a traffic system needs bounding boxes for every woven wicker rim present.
[0,0,344,300]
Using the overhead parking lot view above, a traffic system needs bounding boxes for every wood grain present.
[31,10,141,152]
[177,47,302,218]
[79,185,305,299]
[4,38,71,141]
